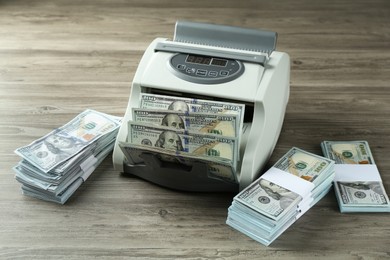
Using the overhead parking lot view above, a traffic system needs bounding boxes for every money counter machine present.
[113,21,290,191]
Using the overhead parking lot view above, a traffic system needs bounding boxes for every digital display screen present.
[186,55,211,65]
[185,55,229,67]
[211,58,228,67]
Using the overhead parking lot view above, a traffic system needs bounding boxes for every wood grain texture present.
[1,0,389,259]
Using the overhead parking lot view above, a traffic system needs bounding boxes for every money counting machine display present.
[113,21,290,191]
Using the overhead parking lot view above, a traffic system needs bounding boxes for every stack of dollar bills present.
[321,140,390,213]
[226,147,335,246]
[119,93,245,183]
[13,109,121,204]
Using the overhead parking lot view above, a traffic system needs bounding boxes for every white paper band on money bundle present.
[261,167,315,198]
[81,166,95,182]
[334,164,381,182]
[80,155,98,181]
[80,155,98,172]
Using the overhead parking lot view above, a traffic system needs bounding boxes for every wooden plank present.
[0,0,389,258]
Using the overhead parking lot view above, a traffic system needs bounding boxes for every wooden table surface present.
[1,0,389,259]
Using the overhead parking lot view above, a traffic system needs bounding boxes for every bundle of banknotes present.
[321,140,390,213]
[119,93,245,183]
[13,109,121,204]
[226,147,335,246]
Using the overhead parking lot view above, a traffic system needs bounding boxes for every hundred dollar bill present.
[21,178,84,205]
[139,93,245,116]
[234,177,302,221]
[321,141,390,210]
[321,140,375,164]
[14,134,117,195]
[132,108,238,137]
[127,121,238,168]
[119,142,237,183]
[335,181,389,207]
[139,93,244,135]
[19,142,114,204]
[15,109,121,173]
[273,147,335,186]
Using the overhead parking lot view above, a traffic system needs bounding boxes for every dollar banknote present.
[21,178,84,205]
[19,141,114,204]
[15,109,121,173]
[273,147,335,186]
[227,147,336,246]
[321,141,390,211]
[139,93,245,116]
[127,121,238,168]
[335,181,389,207]
[132,108,238,137]
[14,132,116,196]
[234,177,302,221]
[321,140,375,164]
[119,142,237,183]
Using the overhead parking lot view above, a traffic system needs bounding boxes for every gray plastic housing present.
[174,20,277,54]
[123,154,239,192]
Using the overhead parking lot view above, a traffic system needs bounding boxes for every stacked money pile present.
[321,140,390,212]
[13,110,121,204]
[226,147,335,246]
[119,93,245,183]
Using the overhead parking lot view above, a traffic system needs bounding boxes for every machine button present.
[196,69,207,76]
[220,70,229,76]
[186,67,196,74]
[208,71,218,77]
[177,64,186,70]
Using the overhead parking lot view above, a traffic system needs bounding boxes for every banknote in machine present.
[139,93,245,143]
[127,121,238,168]
[132,108,239,137]
[139,93,245,118]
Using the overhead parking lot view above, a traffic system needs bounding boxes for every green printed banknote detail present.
[273,147,334,186]
[235,177,302,221]
[321,140,390,212]
[15,109,121,173]
[132,108,238,137]
[127,121,238,167]
[321,140,375,164]
[139,93,245,117]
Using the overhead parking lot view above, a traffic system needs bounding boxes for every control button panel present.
[170,53,244,84]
